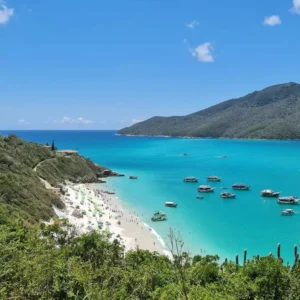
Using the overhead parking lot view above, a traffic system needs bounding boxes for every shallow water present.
[5,130,300,263]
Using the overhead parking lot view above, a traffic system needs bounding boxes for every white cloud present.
[290,0,300,14]
[132,119,143,124]
[56,116,93,124]
[186,20,199,29]
[191,42,214,63]
[18,119,30,125]
[263,15,281,26]
[0,4,14,25]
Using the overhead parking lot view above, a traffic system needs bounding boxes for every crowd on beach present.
[53,182,165,254]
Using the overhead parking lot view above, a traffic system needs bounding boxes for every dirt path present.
[33,158,56,189]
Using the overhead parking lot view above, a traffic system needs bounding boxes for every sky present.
[1,0,300,130]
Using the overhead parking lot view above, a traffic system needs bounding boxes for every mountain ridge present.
[118,82,300,140]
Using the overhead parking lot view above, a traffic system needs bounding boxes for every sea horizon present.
[3,130,300,263]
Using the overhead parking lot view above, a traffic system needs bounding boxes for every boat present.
[196,196,204,199]
[197,185,215,193]
[183,153,189,156]
[281,209,295,216]
[221,155,227,158]
[129,176,138,179]
[165,202,178,207]
[232,184,250,190]
[151,211,167,222]
[183,177,198,183]
[261,189,280,197]
[221,192,236,199]
[207,176,221,182]
[278,196,299,205]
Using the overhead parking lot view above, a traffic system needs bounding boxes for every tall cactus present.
[235,254,239,267]
[243,249,247,265]
[295,245,298,259]
[277,243,281,259]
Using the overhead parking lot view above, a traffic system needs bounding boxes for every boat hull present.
[165,204,178,207]
[261,193,280,197]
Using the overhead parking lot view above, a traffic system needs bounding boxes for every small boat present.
[232,184,250,190]
[278,196,299,205]
[197,185,215,193]
[261,189,280,197]
[221,192,236,199]
[183,177,198,183]
[165,202,178,207]
[221,187,228,190]
[207,176,221,182]
[221,155,227,158]
[196,196,204,199]
[129,176,138,180]
[151,211,167,222]
[281,209,295,216]
[183,153,189,156]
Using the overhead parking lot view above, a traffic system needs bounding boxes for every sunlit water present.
[5,130,300,263]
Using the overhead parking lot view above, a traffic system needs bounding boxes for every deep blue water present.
[3,130,300,263]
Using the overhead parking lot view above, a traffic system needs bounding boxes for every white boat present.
[278,196,299,205]
[281,209,295,216]
[261,189,280,197]
[207,176,221,182]
[232,184,250,190]
[165,202,178,207]
[221,192,236,199]
[197,185,215,193]
[183,177,198,183]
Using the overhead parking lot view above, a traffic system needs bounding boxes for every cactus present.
[243,249,247,265]
[295,245,298,259]
[277,243,281,259]
[235,254,239,266]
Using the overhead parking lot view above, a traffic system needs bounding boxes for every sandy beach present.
[53,182,167,255]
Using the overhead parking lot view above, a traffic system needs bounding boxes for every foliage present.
[0,207,299,300]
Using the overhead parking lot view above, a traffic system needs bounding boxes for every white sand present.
[53,182,167,254]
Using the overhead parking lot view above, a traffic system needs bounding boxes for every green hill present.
[0,134,106,222]
[118,82,300,139]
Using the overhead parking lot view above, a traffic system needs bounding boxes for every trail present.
[33,157,56,189]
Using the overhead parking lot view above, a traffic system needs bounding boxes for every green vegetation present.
[0,134,106,222]
[1,209,300,299]
[118,82,300,139]
[1,135,300,299]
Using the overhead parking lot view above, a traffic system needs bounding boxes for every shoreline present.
[52,181,169,256]
[115,133,300,142]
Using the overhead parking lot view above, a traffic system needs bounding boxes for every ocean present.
[4,130,300,264]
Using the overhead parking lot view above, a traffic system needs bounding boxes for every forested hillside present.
[119,82,300,139]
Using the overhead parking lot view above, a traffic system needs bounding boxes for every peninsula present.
[118,82,300,140]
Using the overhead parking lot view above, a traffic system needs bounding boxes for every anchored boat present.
[183,177,198,183]
[221,192,236,199]
[232,184,250,190]
[281,209,295,216]
[165,202,178,208]
[207,176,221,182]
[278,196,299,205]
[197,185,215,193]
[261,189,280,197]
[129,176,138,180]
[151,211,167,222]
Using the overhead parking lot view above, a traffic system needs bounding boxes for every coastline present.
[52,181,169,255]
[115,133,300,141]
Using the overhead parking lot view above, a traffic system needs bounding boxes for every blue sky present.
[1,0,300,130]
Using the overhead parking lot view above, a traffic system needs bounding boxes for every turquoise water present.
[4,130,300,263]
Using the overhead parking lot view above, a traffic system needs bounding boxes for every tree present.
[51,140,56,151]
